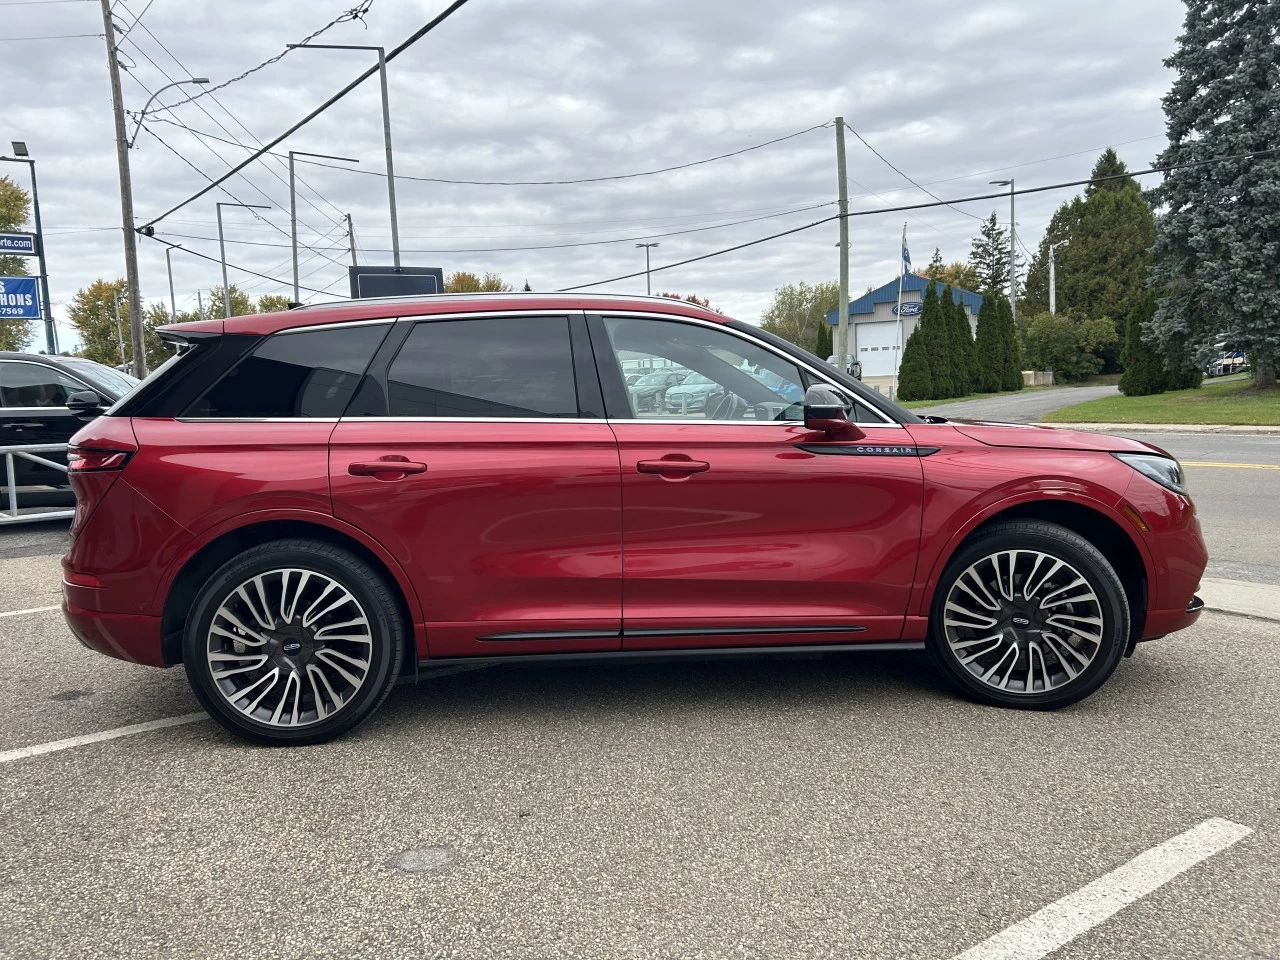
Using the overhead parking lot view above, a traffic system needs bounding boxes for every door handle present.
[348,456,428,479]
[636,456,710,476]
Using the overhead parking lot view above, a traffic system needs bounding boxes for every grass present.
[1043,376,1280,425]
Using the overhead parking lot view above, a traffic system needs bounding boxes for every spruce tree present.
[969,212,1010,295]
[1148,0,1280,387]
[896,325,933,401]
[919,281,953,398]
[973,293,1002,392]
[997,295,1024,391]
[1119,291,1170,396]
[1021,198,1083,316]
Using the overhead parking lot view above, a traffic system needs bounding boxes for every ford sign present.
[893,302,923,317]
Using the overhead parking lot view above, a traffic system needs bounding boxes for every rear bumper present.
[63,592,166,667]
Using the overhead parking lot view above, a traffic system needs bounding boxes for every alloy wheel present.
[942,549,1104,695]
[205,568,373,728]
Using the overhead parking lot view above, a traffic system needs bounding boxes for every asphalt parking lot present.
[1,431,1277,960]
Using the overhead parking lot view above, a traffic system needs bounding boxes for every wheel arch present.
[921,497,1153,651]
[159,514,422,667]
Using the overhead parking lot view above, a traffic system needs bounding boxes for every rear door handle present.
[348,457,428,479]
[636,457,710,475]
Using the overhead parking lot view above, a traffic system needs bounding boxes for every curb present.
[1198,578,1280,623]
[1032,422,1280,435]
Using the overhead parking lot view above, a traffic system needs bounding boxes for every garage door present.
[855,321,901,377]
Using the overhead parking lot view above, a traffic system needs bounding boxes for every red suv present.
[63,294,1207,745]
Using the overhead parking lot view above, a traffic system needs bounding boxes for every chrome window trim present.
[270,317,396,334]
[176,417,341,424]
[0,358,97,411]
[592,310,903,429]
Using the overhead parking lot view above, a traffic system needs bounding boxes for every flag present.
[901,224,911,275]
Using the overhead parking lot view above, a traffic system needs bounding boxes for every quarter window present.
[601,316,806,421]
[0,362,89,408]
[386,316,579,418]
[187,324,390,418]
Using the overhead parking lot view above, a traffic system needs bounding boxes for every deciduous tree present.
[444,271,512,293]
[758,280,840,356]
[1022,310,1117,383]
[256,294,291,314]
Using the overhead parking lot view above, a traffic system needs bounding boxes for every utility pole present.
[636,243,659,295]
[111,297,126,366]
[197,289,203,317]
[1048,239,1069,315]
[216,202,270,318]
[990,178,1017,320]
[345,213,357,266]
[835,117,850,371]
[99,0,147,378]
[165,244,180,322]
[289,151,358,301]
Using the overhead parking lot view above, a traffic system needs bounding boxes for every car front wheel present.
[182,538,405,745]
[927,520,1130,709]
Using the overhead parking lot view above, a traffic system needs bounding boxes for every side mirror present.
[804,385,862,438]
[67,390,107,416]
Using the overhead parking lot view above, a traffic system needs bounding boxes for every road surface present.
[915,383,1120,422]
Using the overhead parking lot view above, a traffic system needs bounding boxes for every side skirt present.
[418,641,924,669]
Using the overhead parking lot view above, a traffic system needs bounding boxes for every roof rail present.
[290,292,707,310]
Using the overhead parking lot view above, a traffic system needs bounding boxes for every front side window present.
[64,360,138,397]
[0,362,89,408]
[603,317,806,421]
[187,323,390,418]
[386,316,579,418]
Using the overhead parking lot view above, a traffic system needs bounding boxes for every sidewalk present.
[1033,422,1280,434]
[1198,577,1280,622]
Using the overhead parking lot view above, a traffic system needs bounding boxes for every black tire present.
[183,538,405,746]
[926,520,1130,710]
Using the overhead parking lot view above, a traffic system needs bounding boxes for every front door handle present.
[348,456,428,480]
[636,456,710,477]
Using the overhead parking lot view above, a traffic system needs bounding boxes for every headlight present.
[1113,453,1189,496]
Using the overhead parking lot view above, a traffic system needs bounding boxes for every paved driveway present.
[914,384,1120,422]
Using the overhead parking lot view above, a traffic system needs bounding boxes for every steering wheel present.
[706,392,747,420]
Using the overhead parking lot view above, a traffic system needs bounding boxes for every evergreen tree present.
[969,212,1011,295]
[1148,0,1280,387]
[946,288,978,394]
[1119,291,1170,396]
[997,295,1024,391]
[814,318,833,360]
[896,325,933,401]
[927,246,944,277]
[1086,147,1132,196]
[1021,197,1084,316]
[919,281,954,398]
[974,293,1003,392]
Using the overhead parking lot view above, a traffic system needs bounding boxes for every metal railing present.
[1,443,75,524]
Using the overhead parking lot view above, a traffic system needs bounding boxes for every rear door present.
[0,359,93,485]
[329,312,623,659]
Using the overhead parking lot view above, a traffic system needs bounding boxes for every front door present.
[0,360,91,488]
[589,314,925,649]
[330,313,623,659]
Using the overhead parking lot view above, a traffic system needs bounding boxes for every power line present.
[559,147,1280,292]
[142,233,331,296]
[846,124,985,222]
[0,32,103,39]
[0,0,92,5]
[114,0,156,41]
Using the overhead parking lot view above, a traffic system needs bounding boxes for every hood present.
[945,419,1169,455]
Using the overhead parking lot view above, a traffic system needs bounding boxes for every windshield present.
[682,373,712,385]
[637,373,671,385]
[65,360,140,397]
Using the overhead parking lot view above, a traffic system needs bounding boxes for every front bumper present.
[1140,594,1205,643]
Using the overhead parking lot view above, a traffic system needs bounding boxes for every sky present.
[2,0,1187,349]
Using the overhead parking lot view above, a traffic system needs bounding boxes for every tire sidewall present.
[183,541,402,746]
[928,524,1130,709]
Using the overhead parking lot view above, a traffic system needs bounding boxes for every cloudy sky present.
[4,0,1185,346]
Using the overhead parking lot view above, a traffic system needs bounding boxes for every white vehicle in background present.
[826,354,863,380]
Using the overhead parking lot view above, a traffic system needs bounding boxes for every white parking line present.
[953,817,1253,960]
[0,713,208,765]
[0,604,60,619]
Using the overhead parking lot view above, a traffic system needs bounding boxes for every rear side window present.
[386,316,579,418]
[187,324,390,418]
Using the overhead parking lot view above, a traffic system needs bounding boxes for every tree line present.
[897,283,1021,401]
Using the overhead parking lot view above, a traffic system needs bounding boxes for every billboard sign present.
[0,276,41,319]
[892,301,923,317]
[348,266,445,299]
[0,233,37,256]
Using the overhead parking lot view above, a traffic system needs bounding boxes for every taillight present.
[68,445,134,473]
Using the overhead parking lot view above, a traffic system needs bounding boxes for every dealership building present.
[826,274,984,393]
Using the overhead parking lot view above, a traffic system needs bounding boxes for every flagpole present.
[892,222,907,400]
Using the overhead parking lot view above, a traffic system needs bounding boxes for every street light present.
[215,202,271,318]
[287,151,359,301]
[288,43,401,267]
[636,242,660,296]
[990,179,1016,321]
[128,78,210,147]
[164,244,182,322]
[1,142,55,354]
[1049,238,1070,315]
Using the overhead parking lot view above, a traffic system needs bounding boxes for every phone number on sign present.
[0,306,37,317]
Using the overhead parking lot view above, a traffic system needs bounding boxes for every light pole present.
[215,202,270,318]
[128,78,209,147]
[111,296,126,366]
[1,142,55,354]
[287,151,359,302]
[1048,239,1069,315]
[636,243,659,295]
[990,179,1016,321]
[164,244,182,322]
[288,43,401,267]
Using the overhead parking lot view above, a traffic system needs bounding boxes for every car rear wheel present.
[182,538,405,746]
[927,520,1130,709]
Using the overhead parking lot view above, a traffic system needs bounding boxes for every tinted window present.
[64,360,138,397]
[0,361,89,407]
[188,324,390,418]
[386,316,578,418]
[604,317,805,421]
